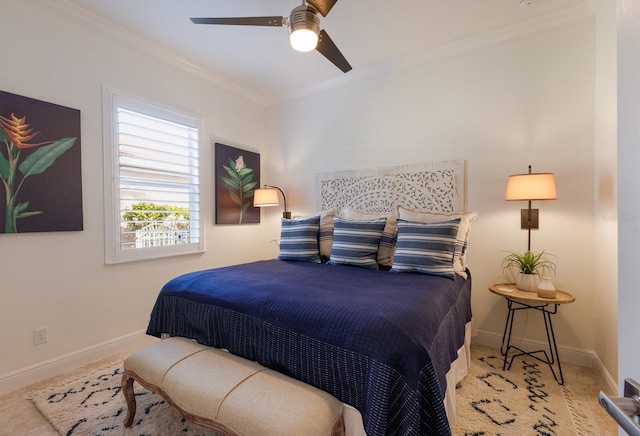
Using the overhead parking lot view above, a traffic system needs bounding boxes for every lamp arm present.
[264,184,289,216]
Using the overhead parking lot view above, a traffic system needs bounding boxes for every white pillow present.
[397,206,477,278]
[293,207,336,261]
[343,207,398,267]
[318,208,336,260]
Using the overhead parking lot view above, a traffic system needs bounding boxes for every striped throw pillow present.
[342,207,398,267]
[390,218,461,279]
[397,207,477,278]
[278,216,321,263]
[328,217,387,269]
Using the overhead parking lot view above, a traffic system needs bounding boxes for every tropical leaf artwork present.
[0,113,77,233]
[220,155,257,224]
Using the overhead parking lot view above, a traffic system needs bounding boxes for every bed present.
[146,160,475,436]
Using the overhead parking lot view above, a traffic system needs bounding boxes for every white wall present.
[268,19,598,361]
[0,2,271,379]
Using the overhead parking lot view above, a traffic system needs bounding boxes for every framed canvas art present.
[0,90,82,233]
[215,142,260,224]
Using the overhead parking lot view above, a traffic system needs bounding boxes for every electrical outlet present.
[34,327,47,345]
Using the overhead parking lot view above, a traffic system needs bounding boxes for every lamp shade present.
[505,173,557,201]
[253,188,280,207]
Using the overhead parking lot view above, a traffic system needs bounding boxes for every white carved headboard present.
[316,160,466,215]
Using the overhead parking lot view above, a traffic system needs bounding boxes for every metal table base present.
[500,298,565,385]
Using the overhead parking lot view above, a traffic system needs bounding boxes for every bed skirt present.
[160,321,471,435]
[342,321,472,435]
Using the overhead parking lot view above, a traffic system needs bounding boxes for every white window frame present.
[103,87,204,264]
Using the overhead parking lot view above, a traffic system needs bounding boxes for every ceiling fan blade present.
[316,29,352,73]
[190,17,285,27]
[307,0,338,17]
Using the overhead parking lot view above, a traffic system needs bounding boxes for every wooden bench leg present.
[332,414,346,436]
[121,370,137,427]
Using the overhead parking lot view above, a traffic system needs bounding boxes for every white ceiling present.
[49,0,589,103]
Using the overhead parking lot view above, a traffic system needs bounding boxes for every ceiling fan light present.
[290,28,318,52]
[288,5,320,52]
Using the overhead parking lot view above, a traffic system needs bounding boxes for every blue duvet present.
[147,259,472,436]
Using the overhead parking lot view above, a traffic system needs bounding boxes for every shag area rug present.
[450,345,614,436]
[30,363,221,435]
[28,345,614,436]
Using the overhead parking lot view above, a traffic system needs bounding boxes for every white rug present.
[451,345,612,436]
[30,362,220,435]
[28,346,615,436]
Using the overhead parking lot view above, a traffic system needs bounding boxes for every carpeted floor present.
[0,344,617,436]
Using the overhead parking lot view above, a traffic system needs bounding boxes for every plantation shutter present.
[103,88,204,263]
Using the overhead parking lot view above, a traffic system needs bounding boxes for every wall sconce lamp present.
[254,185,291,219]
[505,165,557,251]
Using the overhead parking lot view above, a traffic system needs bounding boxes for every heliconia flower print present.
[0,113,77,233]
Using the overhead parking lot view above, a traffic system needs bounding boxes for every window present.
[103,88,203,263]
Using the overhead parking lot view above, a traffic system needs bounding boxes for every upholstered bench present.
[122,336,345,436]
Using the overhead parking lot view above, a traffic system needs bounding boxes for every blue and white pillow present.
[390,218,461,279]
[278,215,321,263]
[328,217,387,270]
[342,207,398,267]
[397,207,477,278]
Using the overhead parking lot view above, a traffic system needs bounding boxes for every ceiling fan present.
[190,0,352,73]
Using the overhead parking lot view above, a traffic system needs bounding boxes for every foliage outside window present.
[122,202,190,230]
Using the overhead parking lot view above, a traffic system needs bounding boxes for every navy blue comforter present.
[147,259,472,436]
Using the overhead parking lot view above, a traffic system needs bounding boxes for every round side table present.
[489,283,575,385]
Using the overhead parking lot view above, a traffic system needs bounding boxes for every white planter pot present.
[515,273,540,292]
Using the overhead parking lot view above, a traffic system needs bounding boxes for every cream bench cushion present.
[122,336,345,436]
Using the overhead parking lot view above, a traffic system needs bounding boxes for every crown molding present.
[268,3,594,105]
[35,0,592,108]
[36,0,267,106]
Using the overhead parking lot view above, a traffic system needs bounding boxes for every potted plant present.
[501,250,556,292]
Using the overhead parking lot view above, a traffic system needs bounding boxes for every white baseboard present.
[0,330,157,396]
[591,352,619,396]
[473,330,618,395]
